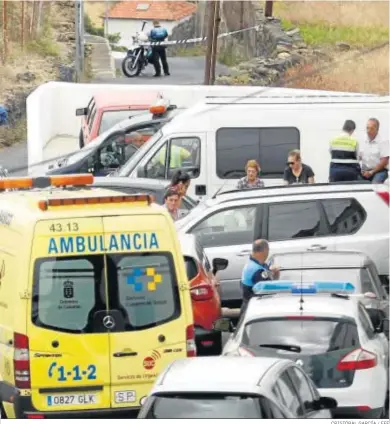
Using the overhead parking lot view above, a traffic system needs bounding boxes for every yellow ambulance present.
[0,174,195,419]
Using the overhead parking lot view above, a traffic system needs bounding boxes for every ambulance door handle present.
[113,352,138,357]
[7,339,12,346]
[237,250,251,256]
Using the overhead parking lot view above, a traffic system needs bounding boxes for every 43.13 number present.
[49,222,79,232]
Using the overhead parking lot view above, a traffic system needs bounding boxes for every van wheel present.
[0,402,7,419]
[79,129,84,149]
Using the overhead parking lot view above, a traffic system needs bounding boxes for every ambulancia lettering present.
[47,233,159,254]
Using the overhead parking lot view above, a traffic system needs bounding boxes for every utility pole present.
[210,1,220,85]
[75,0,81,82]
[204,0,216,85]
[265,1,273,18]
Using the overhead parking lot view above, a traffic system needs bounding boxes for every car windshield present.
[146,395,262,418]
[278,268,376,295]
[242,318,357,355]
[99,110,147,135]
[117,130,163,177]
[64,133,108,166]
[174,200,212,230]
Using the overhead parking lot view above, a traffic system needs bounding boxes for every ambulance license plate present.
[115,390,136,403]
[47,394,98,406]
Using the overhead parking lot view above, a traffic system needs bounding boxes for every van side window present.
[145,137,201,180]
[216,127,300,179]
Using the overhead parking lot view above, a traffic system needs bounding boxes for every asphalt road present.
[105,55,230,85]
[0,57,228,176]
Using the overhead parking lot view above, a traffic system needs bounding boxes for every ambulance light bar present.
[38,194,154,211]
[0,174,94,190]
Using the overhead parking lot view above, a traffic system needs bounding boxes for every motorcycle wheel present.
[122,55,142,77]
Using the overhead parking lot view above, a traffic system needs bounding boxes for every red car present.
[75,91,163,148]
[179,234,228,356]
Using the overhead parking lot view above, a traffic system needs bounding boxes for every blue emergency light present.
[252,280,356,296]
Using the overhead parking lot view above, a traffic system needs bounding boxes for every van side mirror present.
[366,308,385,331]
[213,318,234,333]
[137,166,147,178]
[212,258,228,275]
[76,107,87,116]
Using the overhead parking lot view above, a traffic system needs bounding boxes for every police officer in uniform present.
[329,120,360,182]
[240,239,280,315]
[148,20,170,77]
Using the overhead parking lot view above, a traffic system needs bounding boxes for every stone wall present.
[216,17,325,86]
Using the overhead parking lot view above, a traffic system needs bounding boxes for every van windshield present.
[117,130,163,177]
[31,253,180,333]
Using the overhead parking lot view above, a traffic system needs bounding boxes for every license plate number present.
[115,390,136,403]
[47,394,98,406]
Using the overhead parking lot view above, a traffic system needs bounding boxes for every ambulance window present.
[115,253,180,329]
[216,127,300,178]
[145,142,168,179]
[32,257,98,333]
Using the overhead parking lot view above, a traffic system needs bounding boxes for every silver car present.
[268,250,388,318]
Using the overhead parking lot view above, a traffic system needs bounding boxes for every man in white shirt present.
[360,118,389,183]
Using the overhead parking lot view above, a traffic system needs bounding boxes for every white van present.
[115,94,389,201]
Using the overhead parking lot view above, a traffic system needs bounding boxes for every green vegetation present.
[172,44,206,57]
[0,119,26,148]
[26,20,60,57]
[84,14,121,45]
[280,19,389,47]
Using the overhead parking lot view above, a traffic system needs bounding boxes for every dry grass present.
[85,1,119,28]
[274,1,389,28]
[284,45,389,94]
[272,1,389,94]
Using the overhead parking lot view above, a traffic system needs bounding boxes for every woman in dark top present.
[283,149,315,185]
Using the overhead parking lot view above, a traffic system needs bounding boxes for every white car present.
[217,281,389,419]
[137,356,336,419]
[176,182,389,304]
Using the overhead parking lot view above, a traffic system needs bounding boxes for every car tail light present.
[186,325,197,357]
[357,406,371,411]
[336,348,377,371]
[26,414,45,419]
[377,191,389,205]
[190,284,213,301]
[13,333,31,389]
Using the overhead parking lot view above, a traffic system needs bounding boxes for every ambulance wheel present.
[79,129,84,149]
[122,56,142,77]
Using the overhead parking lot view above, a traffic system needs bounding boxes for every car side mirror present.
[311,396,337,411]
[76,107,87,116]
[212,258,228,275]
[213,318,234,333]
[137,166,147,178]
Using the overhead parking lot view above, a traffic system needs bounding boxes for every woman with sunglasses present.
[283,150,315,185]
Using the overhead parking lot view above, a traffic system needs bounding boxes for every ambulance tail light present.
[38,194,154,210]
[0,174,93,191]
[13,332,31,389]
[186,325,197,357]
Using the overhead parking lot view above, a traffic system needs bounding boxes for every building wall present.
[106,18,188,45]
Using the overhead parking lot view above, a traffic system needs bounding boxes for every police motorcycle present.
[122,21,153,78]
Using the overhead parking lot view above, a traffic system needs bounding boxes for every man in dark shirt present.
[148,20,170,77]
[240,239,280,314]
[283,149,315,185]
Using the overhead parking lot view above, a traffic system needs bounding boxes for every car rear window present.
[146,395,262,418]
[32,253,180,333]
[99,110,147,135]
[242,317,359,355]
[184,256,198,281]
